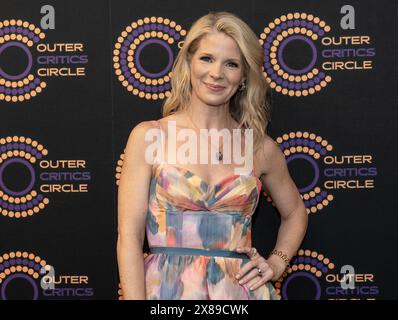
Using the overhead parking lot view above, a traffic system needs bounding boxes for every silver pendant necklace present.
[216,150,223,161]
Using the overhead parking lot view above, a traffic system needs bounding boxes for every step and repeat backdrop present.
[0,0,396,300]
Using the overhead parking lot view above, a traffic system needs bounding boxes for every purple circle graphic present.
[0,41,33,80]
[135,39,173,78]
[282,271,321,300]
[286,153,319,193]
[0,158,36,196]
[1,273,38,300]
[278,35,317,75]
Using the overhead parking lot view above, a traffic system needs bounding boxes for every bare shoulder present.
[129,120,159,135]
[255,133,286,177]
[157,113,191,129]
[125,120,160,156]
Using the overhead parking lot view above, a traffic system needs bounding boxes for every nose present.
[209,62,224,79]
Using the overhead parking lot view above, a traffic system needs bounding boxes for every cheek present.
[228,71,243,86]
[190,66,199,90]
[191,61,206,80]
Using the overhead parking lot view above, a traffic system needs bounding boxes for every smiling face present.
[189,31,245,108]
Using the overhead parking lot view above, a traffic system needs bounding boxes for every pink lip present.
[204,82,225,91]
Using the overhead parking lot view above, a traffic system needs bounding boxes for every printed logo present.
[259,12,375,96]
[276,249,379,300]
[0,250,93,299]
[0,19,88,102]
[263,131,377,214]
[0,136,91,219]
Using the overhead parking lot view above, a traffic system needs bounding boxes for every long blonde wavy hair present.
[163,11,271,155]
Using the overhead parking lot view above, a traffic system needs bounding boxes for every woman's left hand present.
[235,246,285,291]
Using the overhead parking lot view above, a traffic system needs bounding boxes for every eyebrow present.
[199,52,241,62]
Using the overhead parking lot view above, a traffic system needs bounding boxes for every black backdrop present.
[0,0,397,300]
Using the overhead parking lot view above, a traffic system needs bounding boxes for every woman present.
[117,11,308,300]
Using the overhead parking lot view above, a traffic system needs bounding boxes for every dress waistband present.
[149,246,249,259]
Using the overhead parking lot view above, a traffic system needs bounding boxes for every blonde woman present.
[117,11,308,300]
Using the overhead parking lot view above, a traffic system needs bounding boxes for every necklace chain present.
[186,112,228,161]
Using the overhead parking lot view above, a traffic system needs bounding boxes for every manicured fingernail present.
[239,280,243,284]
[235,274,240,279]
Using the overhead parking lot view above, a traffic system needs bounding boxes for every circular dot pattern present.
[0,251,47,284]
[0,136,50,219]
[0,20,46,102]
[113,17,186,100]
[263,131,334,214]
[274,249,335,298]
[259,13,332,97]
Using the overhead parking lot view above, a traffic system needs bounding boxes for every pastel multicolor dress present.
[144,122,279,300]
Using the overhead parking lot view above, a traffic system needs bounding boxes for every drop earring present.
[238,81,246,91]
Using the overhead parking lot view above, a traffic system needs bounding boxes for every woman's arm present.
[117,121,154,300]
[259,136,308,281]
[236,135,308,290]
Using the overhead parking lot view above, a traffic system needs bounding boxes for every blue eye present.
[200,56,211,62]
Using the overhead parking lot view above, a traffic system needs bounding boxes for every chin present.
[202,98,229,107]
[199,94,230,106]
